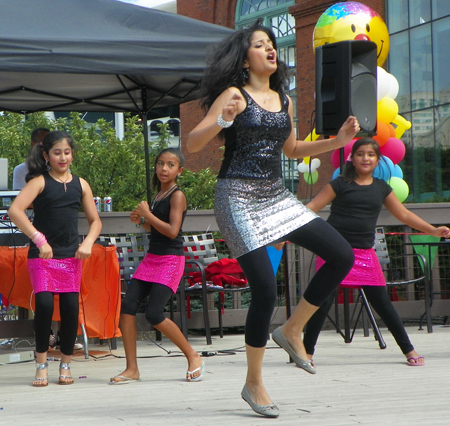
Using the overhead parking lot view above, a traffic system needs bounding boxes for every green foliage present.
[180,168,217,210]
[0,111,217,211]
[0,111,51,183]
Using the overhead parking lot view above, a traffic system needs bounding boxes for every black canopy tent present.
[0,0,233,197]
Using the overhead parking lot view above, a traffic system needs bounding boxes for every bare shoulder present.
[79,177,93,195]
[171,188,187,208]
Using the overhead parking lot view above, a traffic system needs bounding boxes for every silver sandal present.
[33,361,49,387]
[59,362,74,385]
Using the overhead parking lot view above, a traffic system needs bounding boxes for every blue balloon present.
[392,164,403,179]
[332,167,341,180]
[373,156,395,181]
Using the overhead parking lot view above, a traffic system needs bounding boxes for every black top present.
[148,188,186,256]
[327,176,392,249]
[28,172,82,259]
[218,87,291,180]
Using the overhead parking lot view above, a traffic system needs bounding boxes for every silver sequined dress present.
[215,88,317,258]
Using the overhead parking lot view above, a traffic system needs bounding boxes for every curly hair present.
[199,18,290,112]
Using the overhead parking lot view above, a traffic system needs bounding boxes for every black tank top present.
[218,87,291,180]
[28,172,82,259]
[148,188,186,256]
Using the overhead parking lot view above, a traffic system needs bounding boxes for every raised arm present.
[282,96,360,159]
[384,192,450,238]
[305,183,337,213]
[186,88,245,153]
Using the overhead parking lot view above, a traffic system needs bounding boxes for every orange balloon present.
[372,121,390,147]
[387,123,396,138]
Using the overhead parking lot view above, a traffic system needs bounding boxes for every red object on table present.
[0,244,121,339]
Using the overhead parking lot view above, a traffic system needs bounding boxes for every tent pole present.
[141,88,151,203]
[142,110,151,203]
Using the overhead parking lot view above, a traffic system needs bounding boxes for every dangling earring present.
[45,159,50,171]
[242,67,249,81]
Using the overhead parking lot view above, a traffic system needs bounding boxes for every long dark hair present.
[26,131,75,182]
[342,137,388,182]
[199,19,289,112]
[152,147,185,192]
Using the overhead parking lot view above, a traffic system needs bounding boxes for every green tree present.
[0,111,217,211]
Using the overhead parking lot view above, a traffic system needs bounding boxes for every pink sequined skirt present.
[27,258,82,294]
[132,253,185,293]
[317,247,385,288]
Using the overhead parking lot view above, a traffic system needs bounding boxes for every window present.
[387,1,450,201]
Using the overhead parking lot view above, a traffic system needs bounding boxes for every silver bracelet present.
[217,114,234,128]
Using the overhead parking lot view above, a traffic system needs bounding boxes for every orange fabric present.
[0,244,121,339]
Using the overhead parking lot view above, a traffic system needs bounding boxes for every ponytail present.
[25,143,47,182]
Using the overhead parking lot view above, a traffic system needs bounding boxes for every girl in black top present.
[304,138,450,366]
[109,148,204,384]
[9,131,101,386]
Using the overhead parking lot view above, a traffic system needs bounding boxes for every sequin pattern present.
[215,89,317,258]
[215,178,317,258]
[132,253,185,293]
[316,247,385,288]
[27,257,82,293]
[220,89,291,180]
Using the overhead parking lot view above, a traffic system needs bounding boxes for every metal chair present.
[177,233,249,345]
[375,227,431,332]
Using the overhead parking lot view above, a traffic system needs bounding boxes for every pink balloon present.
[379,137,406,165]
[330,139,358,168]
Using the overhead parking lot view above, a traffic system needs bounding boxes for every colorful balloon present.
[392,164,403,179]
[372,155,395,181]
[330,138,359,168]
[379,137,406,165]
[377,66,390,100]
[304,170,319,184]
[332,167,341,180]
[372,121,390,147]
[388,177,409,202]
[377,97,399,124]
[386,73,399,99]
[313,2,390,66]
[392,114,412,139]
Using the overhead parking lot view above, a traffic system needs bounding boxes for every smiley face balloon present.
[313,1,389,66]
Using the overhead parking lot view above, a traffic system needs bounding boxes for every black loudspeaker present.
[315,40,377,136]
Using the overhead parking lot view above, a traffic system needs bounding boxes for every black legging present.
[303,285,414,355]
[34,292,79,355]
[121,278,174,326]
[237,218,354,348]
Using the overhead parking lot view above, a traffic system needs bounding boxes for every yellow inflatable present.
[313,1,389,66]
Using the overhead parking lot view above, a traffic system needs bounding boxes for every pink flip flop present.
[406,356,425,366]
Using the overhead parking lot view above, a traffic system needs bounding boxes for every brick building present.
[178,0,386,200]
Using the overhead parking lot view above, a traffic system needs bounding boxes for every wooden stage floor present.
[1,325,449,425]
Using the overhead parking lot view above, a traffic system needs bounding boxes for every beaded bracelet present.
[135,217,145,228]
[217,114,234,128]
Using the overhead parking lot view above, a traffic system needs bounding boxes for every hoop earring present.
[242,67,249,81]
